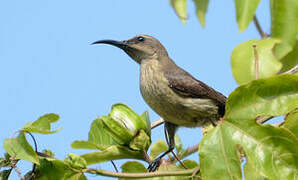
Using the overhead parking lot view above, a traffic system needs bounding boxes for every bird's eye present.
[137,36,145,42]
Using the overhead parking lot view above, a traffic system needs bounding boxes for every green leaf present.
[170,0,187,24]
[71,140,103,150]
[199,75,298,180]
[81,145,144,166]
[140,111,151,136]
[64,153,87,169]
[110,104,140,131]
[234,0,260,32]
[231,39,282,85]
[200,122,298,179]
[33,158,69,180]
[102,116,134,145]
[23,113,60,134]
[32,157,86,180]
[121,161,147,173]
[149,140,168,160]
[282,109,298,138]
[65,172,87,180]
[110,104,150,136]
[88,118,116,147]
[129,130,151,152]
[244,157,268,180]
[3,131,39,165]
[174,134,184,154]
[178,160,198,169]
[0,155,11,168]
[42,149,55,157]
[279,41,298,73]
[193,0,209,27]
[0,169,12,180]
[199,125,242,180]
[225,74,298,120]
[71,118,115,150]
[271,0,298,59]
[0,158,6,168]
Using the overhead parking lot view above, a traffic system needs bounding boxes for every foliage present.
[1,0,298,179]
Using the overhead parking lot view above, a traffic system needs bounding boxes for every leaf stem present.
[253,15,267,39]
[11,159,24,180]
[282,65,298,75]
[169,143,199,161]
[256,115,273,124]
[110,160,118,172]
[26,131,38,174]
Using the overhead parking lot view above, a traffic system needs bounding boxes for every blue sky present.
[0,0,271,179]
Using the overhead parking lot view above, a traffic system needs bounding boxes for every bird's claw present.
[148,158,161,172]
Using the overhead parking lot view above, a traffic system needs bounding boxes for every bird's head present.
[92,35,168,64]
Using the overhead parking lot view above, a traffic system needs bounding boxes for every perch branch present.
[85,167,196,178]
[151,118,164,129]
[253,15,267,39]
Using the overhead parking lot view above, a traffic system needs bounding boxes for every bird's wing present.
[164,68,226,116]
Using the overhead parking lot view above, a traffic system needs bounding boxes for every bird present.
[92,35,226,172]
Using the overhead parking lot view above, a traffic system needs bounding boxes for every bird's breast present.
[140,60,175,108]
[139,60,219,127]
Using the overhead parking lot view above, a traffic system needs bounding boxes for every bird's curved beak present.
[91,40,128,50]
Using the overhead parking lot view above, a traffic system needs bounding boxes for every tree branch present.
[179,144,199,160]
[151,118,164,129]
[11,161,24,180]
[169,143,199,162]
[281,65,298,75]
[256,115,273,124]
[85,168,196,178]
[253,15,267,39]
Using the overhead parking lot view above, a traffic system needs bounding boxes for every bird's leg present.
[164,126,187,169]
[210,119,217,127]
[148,122,177,172]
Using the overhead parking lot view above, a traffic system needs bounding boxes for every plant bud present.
[102,104,151,147]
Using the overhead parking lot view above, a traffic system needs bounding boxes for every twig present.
[191,165,201,179]
[11,160,24,180]
[85,167,195,178]
[143,152,151,163]
[110,160,118,172]
[8,130,39,179]
[255,115,273,124]
[253,15,267,39]
[151,118,164,129]
[179,144,199,160]
[253,44,259,80]
[7,130,25,180]
[26,132,38,175]
[281,65,298,75]
[171,152,187,169]
[169,143,199,161]
[26,132,38,152]
[36,151,54,158]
